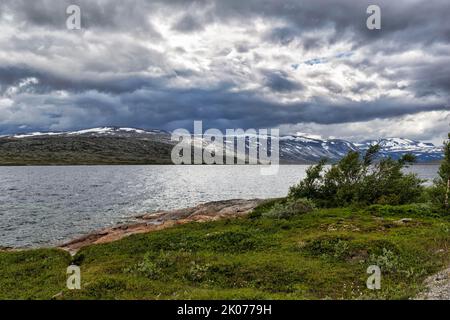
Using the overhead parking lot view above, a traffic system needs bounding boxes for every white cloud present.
[279,110,450,144]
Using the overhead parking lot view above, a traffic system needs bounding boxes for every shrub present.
[303,236,353,260]
[368,248,402,274]
[85,278,127,298]
[248,198,285,219]
[124,251,177,279]
[366,203,441,218]
[431,133,450,214]
[204,229,261,252]
[357,158,423,206]
[262,198,315,219]
[288,159,327,200]
[185,261,212,282]
[288,145,424,207]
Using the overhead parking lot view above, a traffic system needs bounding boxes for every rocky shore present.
[59,198,265,254]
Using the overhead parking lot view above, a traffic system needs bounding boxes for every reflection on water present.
[0,164,439,248]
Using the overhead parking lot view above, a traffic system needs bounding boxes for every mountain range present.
[0,127,443,165]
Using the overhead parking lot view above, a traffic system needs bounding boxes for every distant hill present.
[0,127,444,165]
[0,128,175,165]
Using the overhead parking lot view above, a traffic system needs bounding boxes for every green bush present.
[368,248,402,274]
[124,251,178,279]
[289,145,424,207]
[84,278,128,299]
[203,228,272,252]
[262,198,315,219]
[366,203,441,218]
[303,236,353,260]
[248,198,285,219]
[185,261,212,282]
[431,133,450,214]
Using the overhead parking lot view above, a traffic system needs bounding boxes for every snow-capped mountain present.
[278,136,443,163]
[0,128,444,164]
[357,138,443,162]
[278,136,358,163]
[199,133,442,163]
[11,127,169,138]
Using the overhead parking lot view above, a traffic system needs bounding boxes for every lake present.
[0,164,440,248]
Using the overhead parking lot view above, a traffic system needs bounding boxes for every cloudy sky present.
[0,0,449,143]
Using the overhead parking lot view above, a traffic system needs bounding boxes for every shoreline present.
[59,198,266,254]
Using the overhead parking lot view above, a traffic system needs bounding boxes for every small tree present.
[357,155,422,205]
[288,159,326,200]
[433,133,450,213]
[289,145,423,207]
[443,134,450,210]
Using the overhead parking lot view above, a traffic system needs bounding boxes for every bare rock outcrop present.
[60,198,264,254]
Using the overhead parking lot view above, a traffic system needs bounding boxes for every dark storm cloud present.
[0,0,449,140]
[3,83,447,135]
[0,0,159,34]
[146,90,444,129]
[404,63,450,99]
[263,70,303,93]
[2,0,449,44]
[0,65,170,94]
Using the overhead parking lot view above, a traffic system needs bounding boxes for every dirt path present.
[59,198,265,255]
[416,267,450,300]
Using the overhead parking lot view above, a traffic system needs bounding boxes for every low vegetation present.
[0,201,449,300]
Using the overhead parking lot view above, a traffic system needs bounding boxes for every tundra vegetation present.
[0,135,449,300]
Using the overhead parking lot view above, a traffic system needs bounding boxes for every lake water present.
[0,164,439,248]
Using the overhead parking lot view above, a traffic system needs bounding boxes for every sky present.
[0,0,449,144]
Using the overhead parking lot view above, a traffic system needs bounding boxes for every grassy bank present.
[1,201,449,300]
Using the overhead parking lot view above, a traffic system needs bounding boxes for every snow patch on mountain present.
[3,128,444,163]
[357,138,443,162]
[12,127,165,138]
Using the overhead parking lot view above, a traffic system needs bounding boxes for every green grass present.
[1,202,450,300]
[0,249,71,299]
